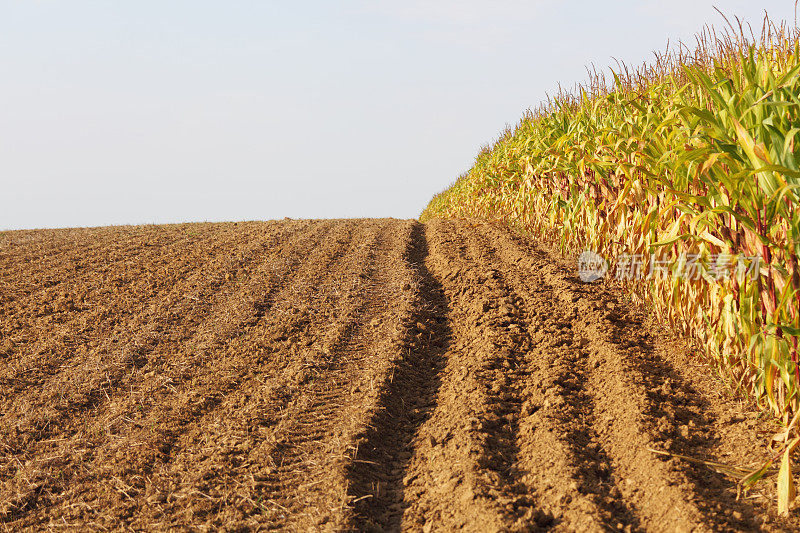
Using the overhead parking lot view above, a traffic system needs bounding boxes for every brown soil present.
[1,218,797,531]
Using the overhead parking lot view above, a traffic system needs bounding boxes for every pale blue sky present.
[1,1,797,229]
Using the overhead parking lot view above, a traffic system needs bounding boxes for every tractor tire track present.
[345,221,451,531]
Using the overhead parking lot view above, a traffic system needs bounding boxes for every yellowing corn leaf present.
[754,142,772,164]
[699,230,727,249]
[766,363,777,406]
[778,437,800,515]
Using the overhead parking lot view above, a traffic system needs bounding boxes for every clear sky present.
[1,1,797,229]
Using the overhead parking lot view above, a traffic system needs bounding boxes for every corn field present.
[422,17,800,421]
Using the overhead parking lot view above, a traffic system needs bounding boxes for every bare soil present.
[1,218,797,531]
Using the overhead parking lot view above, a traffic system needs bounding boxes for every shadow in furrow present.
[604,315,761,530]
[454,229,539,520]
[346,223,451,531]
[467,224,642,529]
[507,229,760,529]
[548,357,644,531]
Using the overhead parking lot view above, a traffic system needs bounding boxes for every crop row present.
[422,19,800,419]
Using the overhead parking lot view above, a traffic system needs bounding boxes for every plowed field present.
[1,219,796,531]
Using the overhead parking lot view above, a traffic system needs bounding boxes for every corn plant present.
[422,18,800,428]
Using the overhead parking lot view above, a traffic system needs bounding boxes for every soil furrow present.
[0,221,299,415]
[1,221,332,527]
[391,219,548,531]
[0,222,311,432]
[1,224,232,307]
[259,220,410,531]
[477,221,762,531]
[83,221,348,521]
[0,227,158,302]
[89,219,409,530]
[458,221,640,531]
[345,221,451,531]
